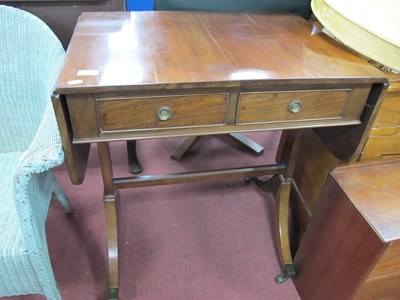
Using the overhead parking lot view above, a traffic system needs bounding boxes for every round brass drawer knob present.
[156,106,173,121]
[288,99,302,114]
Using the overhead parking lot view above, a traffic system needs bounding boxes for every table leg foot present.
[108,288,119,300]
[127,140,143,174]
[275,264,296,284]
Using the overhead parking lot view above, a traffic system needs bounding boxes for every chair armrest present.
[12,99,64,244]
[15,100,64,176]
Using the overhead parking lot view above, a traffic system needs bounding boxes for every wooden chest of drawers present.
[293,159,400,300]
[361,72,400,160]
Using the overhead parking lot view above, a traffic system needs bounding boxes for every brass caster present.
[275,273,289,284]
[275,264,296,284]
[108,287,118,300]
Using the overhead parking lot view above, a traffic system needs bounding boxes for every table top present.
[56,11,386,94]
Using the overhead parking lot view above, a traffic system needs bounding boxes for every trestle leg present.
[98,142,120,299]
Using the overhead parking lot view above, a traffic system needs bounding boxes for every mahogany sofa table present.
[52,11,388,299]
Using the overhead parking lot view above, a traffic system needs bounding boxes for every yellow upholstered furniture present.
[311,0,400,72]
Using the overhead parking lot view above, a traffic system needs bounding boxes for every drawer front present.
[361,128,400,160]
[384,131,400,155]
[372,90,400,128]
[96,93,228,132]
[236,89,350,125]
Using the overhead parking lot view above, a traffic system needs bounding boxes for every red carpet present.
[6,132,300,299]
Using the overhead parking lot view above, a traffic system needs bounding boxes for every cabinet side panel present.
[293,175,385,300]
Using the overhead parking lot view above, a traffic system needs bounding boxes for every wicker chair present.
[0,5,71,299]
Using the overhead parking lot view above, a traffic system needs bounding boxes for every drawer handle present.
[156,106,173,121]
[288,99,302,114]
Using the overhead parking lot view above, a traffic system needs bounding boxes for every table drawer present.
[236,89,351,125]
[96,93,228,132]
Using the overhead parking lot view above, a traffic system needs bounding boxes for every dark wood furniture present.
[52,11,387,299]
[293,159,400,300]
